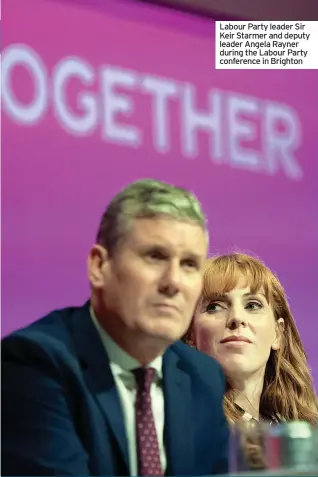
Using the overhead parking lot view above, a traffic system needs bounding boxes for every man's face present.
[90,217,208,345]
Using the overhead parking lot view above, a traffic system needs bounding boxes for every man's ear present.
[88,244,109,289]
[271,318,284,351]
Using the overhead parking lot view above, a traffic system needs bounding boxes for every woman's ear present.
[271,318,284,351]
[183,313,197,347]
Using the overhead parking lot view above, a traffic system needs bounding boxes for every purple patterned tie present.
[133,367,163,476]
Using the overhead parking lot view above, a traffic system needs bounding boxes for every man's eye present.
[182,259,198,269]
[146,251,165,261]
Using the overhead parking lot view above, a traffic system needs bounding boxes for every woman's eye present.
[246,301,262,310]
[205,303,223,313]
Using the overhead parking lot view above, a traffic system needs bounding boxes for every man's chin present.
[141,325,183,344]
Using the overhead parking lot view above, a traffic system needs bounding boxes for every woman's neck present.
[230,369,265,420]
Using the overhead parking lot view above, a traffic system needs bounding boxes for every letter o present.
[2,44,48,124]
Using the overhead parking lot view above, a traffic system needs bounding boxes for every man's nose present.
[158,261,182,297]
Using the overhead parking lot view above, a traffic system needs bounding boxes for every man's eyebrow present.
[139,245,203,261]
[183,252,203,262]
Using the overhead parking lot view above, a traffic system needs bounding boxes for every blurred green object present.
[230,420,318,474]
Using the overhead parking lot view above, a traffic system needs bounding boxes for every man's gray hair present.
[96,178,207,254]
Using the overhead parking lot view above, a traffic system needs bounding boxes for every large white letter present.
[182,84,222,161]
[53,57,97,135]
[264,102,302,180]
[101,66,141,147]
[228,94,260,170]
[141,75,178,153]
[2,44,47,124]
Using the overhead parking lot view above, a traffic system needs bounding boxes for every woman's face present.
[192,276,283,379]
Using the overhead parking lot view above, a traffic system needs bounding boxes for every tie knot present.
[133,367,156,393]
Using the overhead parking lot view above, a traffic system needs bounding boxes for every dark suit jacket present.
[1,302,229,476]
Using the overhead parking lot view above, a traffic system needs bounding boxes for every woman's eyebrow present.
[205,293,229,300]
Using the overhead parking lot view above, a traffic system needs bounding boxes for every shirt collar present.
[90,306,163,379]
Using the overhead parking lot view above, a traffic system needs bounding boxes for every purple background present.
[2,0,317,386]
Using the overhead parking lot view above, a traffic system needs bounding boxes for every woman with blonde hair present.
[184,252,318,425]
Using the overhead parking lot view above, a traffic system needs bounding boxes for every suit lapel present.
[72,305,195,475]
[163,347,195,475]
[71,303,129,472]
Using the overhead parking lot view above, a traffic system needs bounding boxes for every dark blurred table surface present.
[226,467,318,476]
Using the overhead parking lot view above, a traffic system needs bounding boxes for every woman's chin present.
[221,356,250,376]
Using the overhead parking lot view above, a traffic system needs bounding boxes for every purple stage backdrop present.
[2,0,317,385]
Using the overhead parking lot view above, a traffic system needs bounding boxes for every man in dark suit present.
[2,179,229,476]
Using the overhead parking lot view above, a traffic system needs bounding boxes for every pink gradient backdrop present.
[2,0,317,384]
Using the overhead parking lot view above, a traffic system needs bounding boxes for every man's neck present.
[107,330,168,366]
[230,369,265,420]
[91,303,168,366]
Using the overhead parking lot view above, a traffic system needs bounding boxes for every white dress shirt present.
[90,309,167,476]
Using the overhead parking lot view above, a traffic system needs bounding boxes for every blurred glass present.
[266,421,316,471]
[230,420,318,474]
[230,420,269,472]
